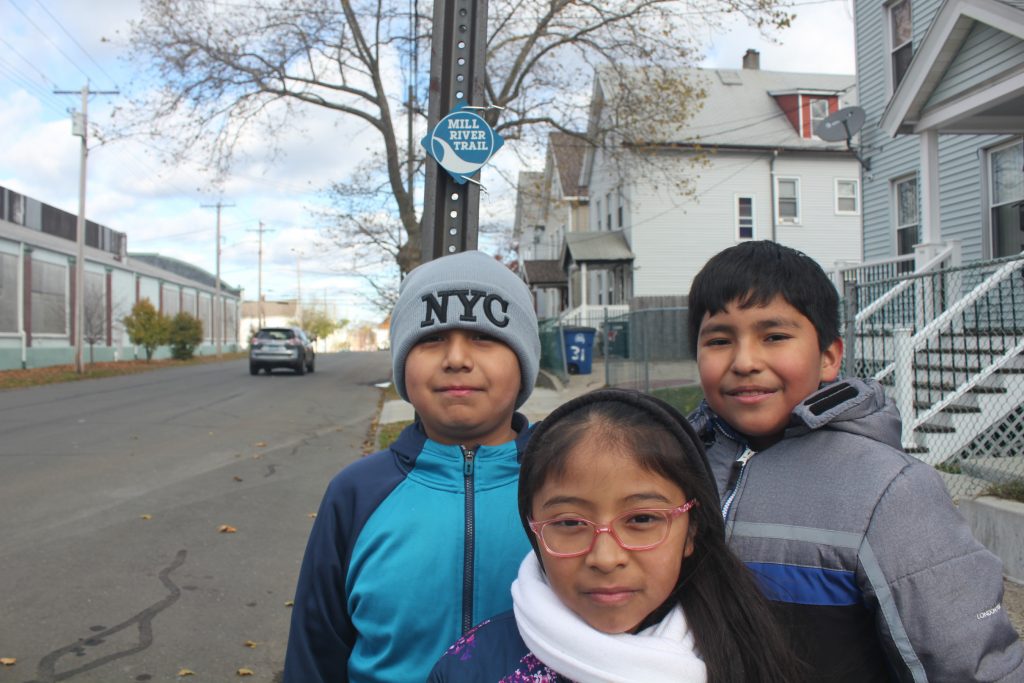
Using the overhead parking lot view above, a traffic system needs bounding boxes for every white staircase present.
[847,252,1024,497]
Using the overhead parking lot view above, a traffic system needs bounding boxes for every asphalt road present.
[0,351,392,683]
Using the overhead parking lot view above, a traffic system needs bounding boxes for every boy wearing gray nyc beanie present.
[285,250,542,683]
[390,249,541,408]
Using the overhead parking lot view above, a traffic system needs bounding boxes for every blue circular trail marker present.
[422,104,504,184]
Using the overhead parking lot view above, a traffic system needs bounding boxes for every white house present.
[515,52,865,325]
[514,133,591,320]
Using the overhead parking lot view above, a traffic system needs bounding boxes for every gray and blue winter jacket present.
[283,415,533,683]
[691,377,1023,682]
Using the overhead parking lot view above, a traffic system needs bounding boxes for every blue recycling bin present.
[562,326,597,375]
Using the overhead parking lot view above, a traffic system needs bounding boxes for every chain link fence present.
[539,253,1024,500]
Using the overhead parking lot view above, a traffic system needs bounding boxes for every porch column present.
[917,130,942,268]
[580,262,589,309]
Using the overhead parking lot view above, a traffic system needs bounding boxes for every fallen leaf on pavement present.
[140,514,152,520]
[233,476,243,482]
[1,658,15,666]
[254,441,267,448]
[237,668,254,676]
[218,524,237,533]
[177,668,195,676]
[244,640,258,648]
[285,600,294,607]
[308,512,317,519]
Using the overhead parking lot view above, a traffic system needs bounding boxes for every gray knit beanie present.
[390,250,540,409]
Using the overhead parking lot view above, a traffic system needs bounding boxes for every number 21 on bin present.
[570,333,587,361]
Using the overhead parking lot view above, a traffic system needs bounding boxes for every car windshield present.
[256,329,295,341]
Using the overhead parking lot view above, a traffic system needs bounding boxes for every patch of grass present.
[381,381,400,402]
[0,352,247,391]
[651,384,705,416]
[982,480,1024,504]
[377,419,413,450]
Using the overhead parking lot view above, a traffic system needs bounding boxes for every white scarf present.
[511,552,707,683]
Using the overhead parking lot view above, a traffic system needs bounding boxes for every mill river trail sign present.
[422,104,505,185]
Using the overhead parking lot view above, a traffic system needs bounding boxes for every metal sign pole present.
[421,0,489,262]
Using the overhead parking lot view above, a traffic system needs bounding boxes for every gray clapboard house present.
[850,0,1024,493]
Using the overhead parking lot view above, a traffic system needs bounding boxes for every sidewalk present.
[378,364,606,427]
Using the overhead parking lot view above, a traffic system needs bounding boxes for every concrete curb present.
[960,496,1024,583]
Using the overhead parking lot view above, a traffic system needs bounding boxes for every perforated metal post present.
[421,0,488,261]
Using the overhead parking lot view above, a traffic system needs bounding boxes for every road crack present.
[27,549,187,683]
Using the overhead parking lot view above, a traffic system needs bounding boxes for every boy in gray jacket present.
[687,240,1022,682]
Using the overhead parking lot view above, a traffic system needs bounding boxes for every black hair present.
[686,240,840,355]
[519,388,806,683]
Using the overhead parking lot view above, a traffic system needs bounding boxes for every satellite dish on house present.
[815,106,866,142]
[815,106,870,170]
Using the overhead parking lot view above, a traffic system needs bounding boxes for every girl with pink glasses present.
[429,388,804,682]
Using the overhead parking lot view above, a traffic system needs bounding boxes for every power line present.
[0,57,66,114]
[32,0,120,88]
[6,0,94,83]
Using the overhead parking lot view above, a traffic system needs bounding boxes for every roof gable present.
[879,0,1024,135]
[592,64,855,150]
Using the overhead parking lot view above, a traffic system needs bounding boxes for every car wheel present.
[294,358,306,375]
[307,357,315,373]
[249,363,259,376]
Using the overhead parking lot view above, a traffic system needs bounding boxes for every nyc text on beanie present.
[390,250,540,409]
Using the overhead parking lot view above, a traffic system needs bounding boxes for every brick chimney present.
[743,49,760,70]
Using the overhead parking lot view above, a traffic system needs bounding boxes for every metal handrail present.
[854,245,955,325]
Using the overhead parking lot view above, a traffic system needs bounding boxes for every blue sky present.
[0,0,855,324]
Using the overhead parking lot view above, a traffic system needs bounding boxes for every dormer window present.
[809,99,830,139]
[769,91,840,138]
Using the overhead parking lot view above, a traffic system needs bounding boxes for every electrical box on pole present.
[420,0,503,263]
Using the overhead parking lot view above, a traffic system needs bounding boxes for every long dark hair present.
[519,388,805,683]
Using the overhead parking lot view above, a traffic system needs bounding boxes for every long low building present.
[0,185,242,370]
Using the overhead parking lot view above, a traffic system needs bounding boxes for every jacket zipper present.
[461,446,476,634]
[720,447,755,523]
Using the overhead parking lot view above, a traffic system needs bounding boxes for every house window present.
[889,0,913,89]
[835,179,860,214]
[617,190,624,228]
[736,196,755,240]
[894,176,919,255]
[606,192,612,231]
[595,199,602,230]
[776,178,800,223]
[809,99,830,139]
[990,139,1024,258]
[31,259,67,335]
[0,252,17,333]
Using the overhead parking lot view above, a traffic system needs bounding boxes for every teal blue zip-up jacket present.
[283,415,533,683]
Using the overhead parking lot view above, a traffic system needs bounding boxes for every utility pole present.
[201,201,234,358]
[55,84,118,374]
[246,220,274,327]
[421,0,490,261]
[290,247,306,326]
